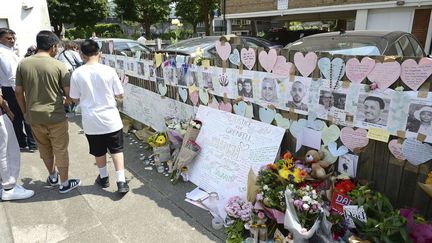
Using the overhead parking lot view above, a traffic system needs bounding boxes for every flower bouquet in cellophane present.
[147,132,171,162]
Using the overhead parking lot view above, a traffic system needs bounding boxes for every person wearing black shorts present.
[69,39,129,194]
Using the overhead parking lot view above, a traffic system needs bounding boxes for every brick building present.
[224,0,432,54]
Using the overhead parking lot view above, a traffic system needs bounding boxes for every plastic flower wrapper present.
[400,208,432,243]
[181,119,202,148]
[170,140,201,184]
[284,184,322,243]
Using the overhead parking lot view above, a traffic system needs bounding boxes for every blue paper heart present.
[259,107,276,124]
[328,141,349,157]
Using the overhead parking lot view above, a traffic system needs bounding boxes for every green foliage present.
[225,219,244,243]
[173,0,203,33]
[48,0,109,36]
[65,24,125,39]
[159,29,193,41]
[348,186,411,243]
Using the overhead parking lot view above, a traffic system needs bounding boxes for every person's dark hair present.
[80,39,100,56]
[243,79,252,85]
[36,30,60,51]
[364,96,385,109]
[0,28,15,37]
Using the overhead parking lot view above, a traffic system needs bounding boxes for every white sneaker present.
[1,185,34,201]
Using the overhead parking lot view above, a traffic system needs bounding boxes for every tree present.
[114,0,171,39]
[173,0,219,36]
[48,0,109,37]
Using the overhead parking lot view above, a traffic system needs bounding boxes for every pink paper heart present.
[258,49,277,72]
[190,91,199,106]
[272,56,293,77]
[215,40,231,61]
[208,99,219,109]
[345,57,375,84]
[294,52,318,77]
[367,61,401,90]
[218,102,232,113]
[340,127,369,152]
[401,58,432,91]
[388,139,405,160]
[241,48,256,70]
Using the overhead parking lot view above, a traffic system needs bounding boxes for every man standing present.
[137,33,146,44]
[70,39,129,194]
[0,91,34,200]
[0,28,37,152]
[287,81,308,111]
[15,30,80,193]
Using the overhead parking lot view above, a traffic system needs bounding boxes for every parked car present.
[92,38,152,55]
[284,30,426,59]
[161,36,282,59]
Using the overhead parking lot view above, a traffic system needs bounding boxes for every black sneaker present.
[47,173,59,186]
[28,146,38,153]
[116,181,129,194]
[95,175,110,188]
[59,179,81,194]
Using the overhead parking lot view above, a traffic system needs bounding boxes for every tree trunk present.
[143,23,151,39]
[52,23,62,38]
[193,24,197,34]
[202,2,210,36]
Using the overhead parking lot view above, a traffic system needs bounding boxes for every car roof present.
[301,30,406,42]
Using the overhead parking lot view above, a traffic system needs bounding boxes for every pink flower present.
[258,211,265,219]
[370,82,378,90]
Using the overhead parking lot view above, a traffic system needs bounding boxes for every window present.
[387,42,403,56]
[398,36,415,57]
[407,36,425,57]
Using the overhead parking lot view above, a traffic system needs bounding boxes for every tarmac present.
[0,114,225,243]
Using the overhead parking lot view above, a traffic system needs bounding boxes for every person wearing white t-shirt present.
[69,39,129,194]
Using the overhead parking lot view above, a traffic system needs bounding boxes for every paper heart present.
[320,145,338,163]
[400,58,432,91]
[402,138,432,165]
[388,139,405,160]
[190,91,199,106]
[340,127,369,152]
[328,141,349,157]
[158,83,167,96]
[318,57,345,80]
[294,52,317,77]
[229,49,240,66]
[321,124,341,145]
[199,89,209,105]
[258,49,277,72]
[345,57,375,84]
[241,48,256,70]
[219,102,232,112]
[179,88,188,102]
[307,117,326,131]
[272,56,293,77]
[274,113,291,130]
[258,107,276,124]
[244,102,254,119]
[208,98,219,109]
[155,53,163,68]
[367,61,401,90]
[215,40,231,61]
[233,101,247,116]
[289,119,307,138]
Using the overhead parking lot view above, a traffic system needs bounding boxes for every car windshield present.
[285,36,386,56]
[164,37,218,53]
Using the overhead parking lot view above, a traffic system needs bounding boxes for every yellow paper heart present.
[155,53,163,68]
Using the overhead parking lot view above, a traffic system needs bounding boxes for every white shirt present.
[137,36,147,44]
[70,63,124,135]
[0,43,20,89]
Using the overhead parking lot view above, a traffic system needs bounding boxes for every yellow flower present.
[155,135,166,146]
[293,168,305,183]
[278,168,290,180]
[426,172,432,184]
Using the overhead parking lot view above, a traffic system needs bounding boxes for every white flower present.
[302,204,310,210]
[263,185,269,191]
[302,195,312,203]
[196,124,201,129]
[171,19,180,26]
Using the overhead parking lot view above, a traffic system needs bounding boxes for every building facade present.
[225,0,432,53]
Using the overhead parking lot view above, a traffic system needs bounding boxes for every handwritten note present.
[189,106,285,204]
[367,127,390,143]
[295,127,322,152]
[344,205,367,228]
[400,58,432,91]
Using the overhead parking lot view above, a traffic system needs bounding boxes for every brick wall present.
[226,0,392,14]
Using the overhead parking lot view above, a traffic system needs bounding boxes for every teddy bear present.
[304,150,332,180]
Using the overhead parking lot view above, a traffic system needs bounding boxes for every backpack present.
[61,50,82,71]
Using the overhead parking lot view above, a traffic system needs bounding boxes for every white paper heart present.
[289,119,307,138]
[318,57,345,80]
[367,61,401,90]
[307,117,326,131]
[321,124,341,145]
[241,48,256,70]
[388,139,405,161]
[259,107,276,124]
[274,113,291,130]
[229,49,240,66]
[320,145,338,163]
[272,56,293,77]
[233,101,247,116]
[179,87,188,102]
[402,138,432,166]
[158,83,167,96]
[400,58,432,91]
[258,49,277,73]
[215,40,231,61]
[293,52,317,77]
[345,57,375,84]
[328,141,349,157]
[199,89,209,105]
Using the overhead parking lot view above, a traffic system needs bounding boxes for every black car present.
[284,30,426,58]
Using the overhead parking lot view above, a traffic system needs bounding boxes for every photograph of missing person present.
[286,80,308,111]
[189,70,199,87]
[149,62,156,80]
[116,59,125,70]
[163,67,174,84]
[176,65,188,86]
[137,61,145,76]
[260,77,278,102]
[237,76,253,98]
[108,58,116,69]
[202,70,214,90]
[406,104,432,136]
[356,95,390,126]
[101,56,106,65]
[317,90,347,117]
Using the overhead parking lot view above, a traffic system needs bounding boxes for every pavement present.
[0,114,225,243]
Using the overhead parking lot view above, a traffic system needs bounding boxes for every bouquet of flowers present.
[147,132,167,148]
[165,117,188,147]
[225,196,253,243]
[284,184,323,243]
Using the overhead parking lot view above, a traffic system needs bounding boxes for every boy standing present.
[70,39,129,194]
